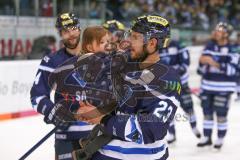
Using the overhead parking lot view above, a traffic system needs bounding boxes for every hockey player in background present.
[234,32,240,101]
[159,40,201,144]
[197,22,239,149]
[30,13,92,160]
[75,15,181,160]
[102,19,126,51]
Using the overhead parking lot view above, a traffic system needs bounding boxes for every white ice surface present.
[168,96,240,160]
[0,96,239,160]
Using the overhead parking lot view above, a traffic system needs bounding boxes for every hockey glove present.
[44,101,76,130]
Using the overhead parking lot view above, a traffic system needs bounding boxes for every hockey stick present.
[19,126,58,160]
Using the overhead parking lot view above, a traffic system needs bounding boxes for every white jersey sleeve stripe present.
[39,65,55,72]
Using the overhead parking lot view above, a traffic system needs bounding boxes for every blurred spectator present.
[0,0,14,15]
[57,0,69,15]
[229,1,240,26]
[179,4,193,28]
[40,0,53,17]
[89,0,101,18]
[28,35,56,59]
[20,0,34,16]
[196,6,209,30]
[120,0,141,20]
[107,0,125,20]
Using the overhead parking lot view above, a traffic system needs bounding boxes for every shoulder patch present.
[43,56,50,63]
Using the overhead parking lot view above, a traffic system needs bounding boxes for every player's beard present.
[132,44,148,62]
[63,35,80,49]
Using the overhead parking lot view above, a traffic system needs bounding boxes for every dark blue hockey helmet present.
[215,22,233,36]
[102,20,125,33]
[131,14,171,49]
[55,12,81,31]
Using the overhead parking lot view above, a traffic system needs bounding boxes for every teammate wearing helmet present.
[102,20,126,51]
[30,13,93,160]
[197,22,239,149]
[234,32,240,101]
[76,14,181,160]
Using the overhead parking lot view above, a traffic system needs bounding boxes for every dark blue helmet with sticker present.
[55,12,81,31]
[131,14,171,48]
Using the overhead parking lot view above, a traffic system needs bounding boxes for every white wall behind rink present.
[0,46,204,114]
[0,60,40,113]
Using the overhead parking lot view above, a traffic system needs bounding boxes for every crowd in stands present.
[1,0,240,60]
[101,0,240,30]
[0,0,240,30]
